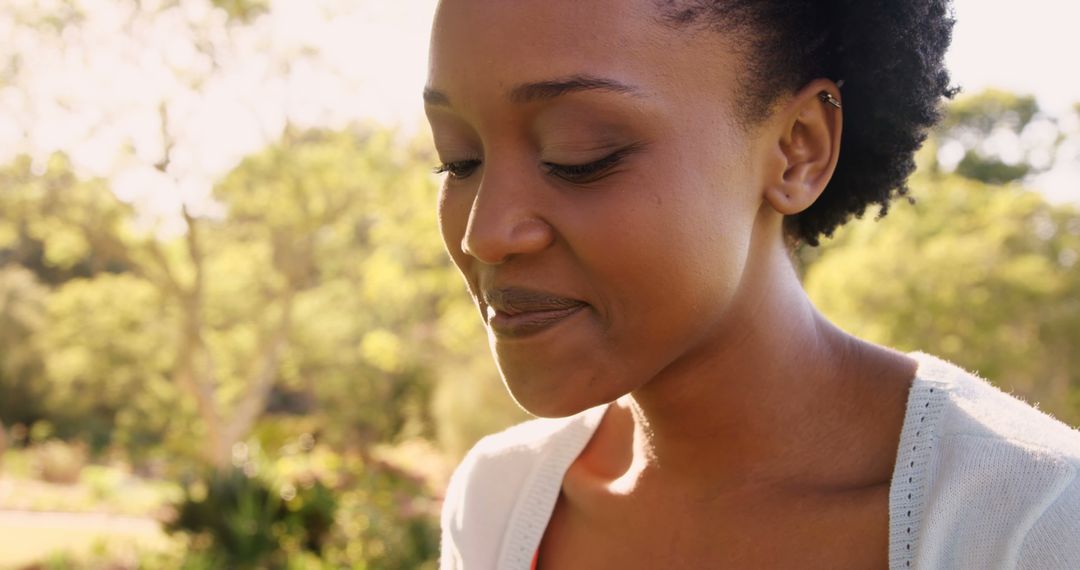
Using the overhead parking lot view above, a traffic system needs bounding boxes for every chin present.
[500,367,621,419]
[514,396,590,419]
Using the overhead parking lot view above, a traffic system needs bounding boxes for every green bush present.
[168,467,336,569]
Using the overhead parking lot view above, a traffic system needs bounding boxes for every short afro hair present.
[657,0,957,246]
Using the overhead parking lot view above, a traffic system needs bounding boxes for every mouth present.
[482,287,589,339]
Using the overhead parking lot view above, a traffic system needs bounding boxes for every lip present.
[483,287,589,339]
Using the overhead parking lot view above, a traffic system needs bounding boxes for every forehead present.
[430,0,659,53]
[427,0,741,116]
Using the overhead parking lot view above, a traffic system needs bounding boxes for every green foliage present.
[165,436,441,570]
[42,273,180,454]
[0,154,134,276]
[0,155,132,285]
[806,174,1080,423]
[209,0,270,23]
[0,123,523,476]
[430,350,530,460]
[0,266,49,426]
[954,152,1031,186]
[934,89,1057,185]
[0,124,494,567]
[321,460,440,570]
[211,127,505,449]
[267,433,443,569]
[0,1,518,566]
[0,127,514,469]
[170,467,336,568]
[941,89,1040,135]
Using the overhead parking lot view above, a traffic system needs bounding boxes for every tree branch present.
[222,289,295,447]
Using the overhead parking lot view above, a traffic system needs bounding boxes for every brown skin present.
[425,0,918,567]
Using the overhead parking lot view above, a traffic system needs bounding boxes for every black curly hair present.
[657,0,957,246]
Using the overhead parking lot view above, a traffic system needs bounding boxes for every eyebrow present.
[509,75,642,104]
[423,74,642,108]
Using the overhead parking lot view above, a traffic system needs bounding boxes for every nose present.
[460,169,554,265]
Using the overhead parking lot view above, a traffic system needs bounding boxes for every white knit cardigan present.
[439,353,1080,569]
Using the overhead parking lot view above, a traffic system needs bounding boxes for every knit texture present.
[440,353,1080,569]
[909,353,1080,569]
[887,363,948,569]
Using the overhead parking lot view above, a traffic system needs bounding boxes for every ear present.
[762,79,843,216]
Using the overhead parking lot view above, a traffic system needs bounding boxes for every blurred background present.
[0,0,1077,568]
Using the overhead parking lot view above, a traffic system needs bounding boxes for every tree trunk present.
[0,420,7,473]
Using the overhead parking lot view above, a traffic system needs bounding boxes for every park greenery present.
[1,1,1078,568]
[0,126,516,568]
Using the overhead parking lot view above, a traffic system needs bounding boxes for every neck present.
[615,216,914,498]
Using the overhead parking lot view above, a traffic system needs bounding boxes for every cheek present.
[582,161,753,308]
[623,205,747,331]
[563,159,757,373]
[437,186,471,271]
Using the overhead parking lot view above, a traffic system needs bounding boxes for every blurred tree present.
[208,0,270,23]
[215,127,525,459]
[0,208,130,286]
[0,154,193,455]
[206,127,467,455]
[932,89,1061,185]
[1,0,527,470]
[0,125,521,468]
[0,266,49,430]
[43,272,180,454]
[806,173,1080,424]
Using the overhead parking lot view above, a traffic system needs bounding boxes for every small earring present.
[818,91,841,109]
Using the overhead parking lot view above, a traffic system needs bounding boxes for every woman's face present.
[425,0,770,417]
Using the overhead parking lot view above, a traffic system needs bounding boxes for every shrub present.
[167,467,336,569]
[34,440,87,485]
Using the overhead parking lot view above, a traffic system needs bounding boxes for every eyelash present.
[433,148,634,184]
[432,159,481,179]
[542,150,629,183]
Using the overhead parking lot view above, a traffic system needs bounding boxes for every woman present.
[424,1,1080,568]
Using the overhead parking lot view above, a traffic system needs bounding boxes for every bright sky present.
[946,0,1080,203]
[948,0,1079,114]
[2,0,1077,228]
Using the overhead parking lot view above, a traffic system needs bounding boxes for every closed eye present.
[433,159,481,180]
[543,145,642,184]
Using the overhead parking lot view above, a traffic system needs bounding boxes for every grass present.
[0,445,179,568]
[1,447,180,515]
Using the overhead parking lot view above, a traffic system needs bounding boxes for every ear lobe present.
[763,81,842,216]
